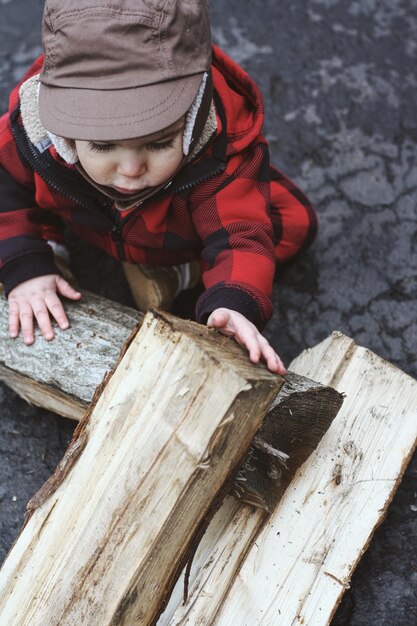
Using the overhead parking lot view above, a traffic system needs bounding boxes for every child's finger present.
[45,292,71,330]
[8,300,20,338]
[207,309,230,331]
[262,343,287,374]
[56,276,82,300]
[232,335,260,361]
[248,339,261,363]
[18,302,35,345]
[32,298,55,340]
[233,324,261,361]
[256,335,287,374]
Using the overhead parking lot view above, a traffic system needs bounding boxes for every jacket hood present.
[211,44,265,155]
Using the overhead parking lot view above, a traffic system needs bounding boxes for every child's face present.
[74,117,185,194]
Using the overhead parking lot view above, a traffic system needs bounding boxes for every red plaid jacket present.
[0,46,317,329]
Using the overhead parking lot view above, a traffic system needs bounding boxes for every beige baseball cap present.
[38,0,212,140]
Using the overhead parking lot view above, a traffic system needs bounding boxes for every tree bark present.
[233,371,343,511]
[0,291,141,419]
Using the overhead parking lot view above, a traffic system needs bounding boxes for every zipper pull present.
[111,225,122,243]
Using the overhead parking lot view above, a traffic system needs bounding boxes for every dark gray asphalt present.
[1,1,416,624]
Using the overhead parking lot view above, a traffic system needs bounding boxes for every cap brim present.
[38,73,203,141]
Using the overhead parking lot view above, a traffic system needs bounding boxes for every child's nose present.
[117,151,147,178]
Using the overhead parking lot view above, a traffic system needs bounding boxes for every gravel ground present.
[1,1,416,624]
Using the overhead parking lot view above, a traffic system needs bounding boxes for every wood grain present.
[0,311,281,626]
[158,332,417,626]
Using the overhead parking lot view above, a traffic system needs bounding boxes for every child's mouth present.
[113,185,143,194]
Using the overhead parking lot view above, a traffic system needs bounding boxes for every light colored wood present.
[1,288,342,511]
[0,310,281,626]
[0,291,140,419]
[158,332,417,626]
[0,366,87,420]
[159,497,265,625]
[1,287,343,511]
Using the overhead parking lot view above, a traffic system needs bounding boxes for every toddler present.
[0,0,317,374]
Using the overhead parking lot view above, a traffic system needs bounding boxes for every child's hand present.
[8,274,82,345]
[207,308,287,375]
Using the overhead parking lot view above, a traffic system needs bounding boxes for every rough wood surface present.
[158,332,417,626]
[0,291,342,510]
[233,372,343,511]
[0,291,141,419]
[0,311,281,626]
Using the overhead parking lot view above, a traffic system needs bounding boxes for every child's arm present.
[207,308,286,375]
[8,275,81,345]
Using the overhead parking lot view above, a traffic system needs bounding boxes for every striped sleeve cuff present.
[0,249,59,297]
[195,282,271,330]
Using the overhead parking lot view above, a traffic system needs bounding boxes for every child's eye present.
[146,138,175,152]
[88,142,116,153]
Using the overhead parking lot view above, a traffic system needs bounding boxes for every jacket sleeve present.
[190,140,276,330]
[0,114,62,296]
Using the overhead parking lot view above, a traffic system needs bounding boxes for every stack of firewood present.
[0,293,415,626]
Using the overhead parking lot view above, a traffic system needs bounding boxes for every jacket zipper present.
[174,161,226,194]
[11,116,128,258]
[112,158,226,254]
[11,122,111,217]
[117,158,227,227]
[10,102,228,260]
